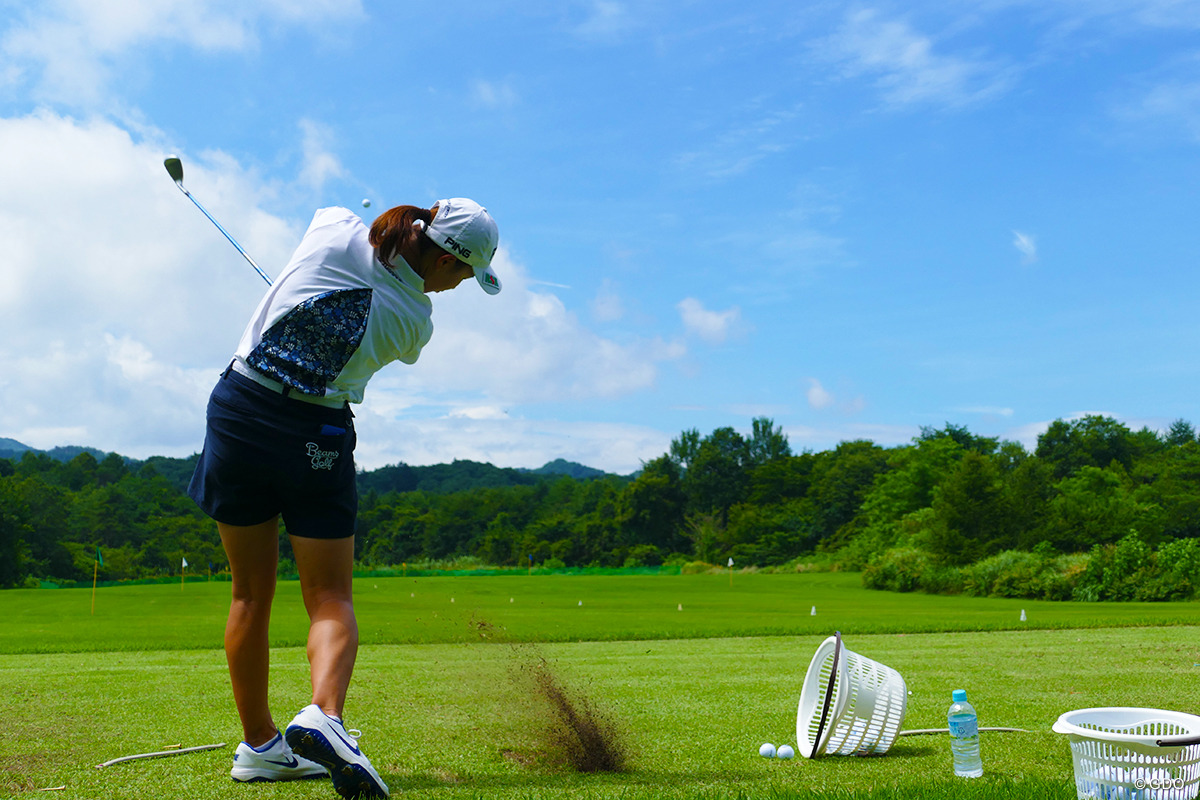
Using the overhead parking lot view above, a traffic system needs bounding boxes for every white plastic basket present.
[1053,707,1200,799]
[796,632,907,758]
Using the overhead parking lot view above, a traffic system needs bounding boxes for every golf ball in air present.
[362,199,371,208]
[759,743,776,758]
[777,745,795,759]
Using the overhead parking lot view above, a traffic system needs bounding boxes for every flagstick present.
[91,559,98,615]
[181,564,185,591]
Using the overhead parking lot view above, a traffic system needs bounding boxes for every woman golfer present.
[188,198,500,799]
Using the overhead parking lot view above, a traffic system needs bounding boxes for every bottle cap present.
[952,689,967,702]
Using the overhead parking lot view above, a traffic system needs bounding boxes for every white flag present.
[727,557,734,567]
[182,556,188,568]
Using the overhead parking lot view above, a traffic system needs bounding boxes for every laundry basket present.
[1053,707,1200,799]
[796,632,907,758]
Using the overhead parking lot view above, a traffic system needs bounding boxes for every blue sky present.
[2,0,1199,474]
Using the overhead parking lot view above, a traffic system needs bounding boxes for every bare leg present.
[290,534,357,718]
[219,518,281,747]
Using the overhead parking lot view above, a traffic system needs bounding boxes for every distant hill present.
[0,439,113,464]
[1,439,621,495]
[521,458,608,480]
[359,459,539,495]
[358,458,622,495]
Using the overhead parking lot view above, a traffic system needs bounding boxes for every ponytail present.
[369,205,435,262]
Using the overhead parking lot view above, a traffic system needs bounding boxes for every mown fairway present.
[6,572,1200,653]
[2,573,1198,799]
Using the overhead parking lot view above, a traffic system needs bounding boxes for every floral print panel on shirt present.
[247,288,373,395]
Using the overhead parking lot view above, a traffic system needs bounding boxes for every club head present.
[163,155,184,184]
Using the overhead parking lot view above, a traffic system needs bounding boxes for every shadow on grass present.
[855,743,939,759]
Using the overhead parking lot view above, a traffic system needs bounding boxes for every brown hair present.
[368,204,436,261]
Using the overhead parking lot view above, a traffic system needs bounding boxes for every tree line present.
[2,415,1199,600]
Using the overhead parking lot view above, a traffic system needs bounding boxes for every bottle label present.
[949,718,978,738]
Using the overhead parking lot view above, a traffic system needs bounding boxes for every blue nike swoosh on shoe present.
[265,756,299,768]
[329,726,362,756]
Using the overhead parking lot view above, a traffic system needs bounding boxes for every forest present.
[2,415,1199,601]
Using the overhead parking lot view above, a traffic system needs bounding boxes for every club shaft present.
[174,185,272,286]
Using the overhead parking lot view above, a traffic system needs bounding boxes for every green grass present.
[2,573,1199,799]
[5,571,1200,653]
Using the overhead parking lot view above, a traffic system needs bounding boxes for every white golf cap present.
[427,198,501,295]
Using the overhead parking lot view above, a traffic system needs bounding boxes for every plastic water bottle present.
[948,689,982,778]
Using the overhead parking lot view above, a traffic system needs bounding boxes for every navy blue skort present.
[188,369,358,539]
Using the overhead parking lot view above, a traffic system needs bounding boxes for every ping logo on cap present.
[442,235,472,260]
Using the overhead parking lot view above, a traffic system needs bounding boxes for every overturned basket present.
[797,632,908,758]
[1053,707,1200,800]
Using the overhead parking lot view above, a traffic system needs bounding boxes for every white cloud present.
[0,112,687,467]
[677,297,741,344]
[395,262,685,404]
[448,406,510,421]
[0,0,363,106]
[803,377,866,416]
[0,111,298,456]
[352,414,672,475]
[806,378,835,410]
[954,405,1016,417]
[297,118,347,195]
[815,9,1010,109]
[1012,230,1038,263]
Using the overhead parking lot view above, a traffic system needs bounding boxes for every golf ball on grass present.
[777,745,795,759]
[759,743,776,758]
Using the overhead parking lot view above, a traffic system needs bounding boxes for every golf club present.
[163,155,273,286]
